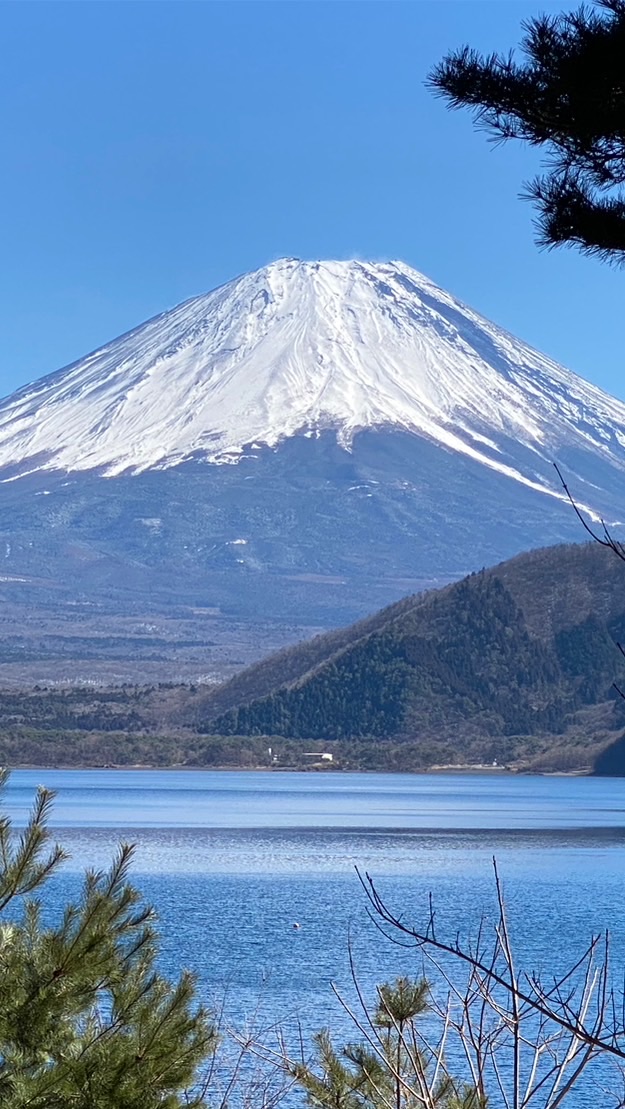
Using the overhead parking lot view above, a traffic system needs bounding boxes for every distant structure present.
[302,752,333,763]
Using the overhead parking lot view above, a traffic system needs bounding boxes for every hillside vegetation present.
[186,542,625,771]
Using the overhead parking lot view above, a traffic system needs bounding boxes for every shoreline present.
[5,762,593,777]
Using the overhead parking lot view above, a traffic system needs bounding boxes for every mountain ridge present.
[186,542,625,771]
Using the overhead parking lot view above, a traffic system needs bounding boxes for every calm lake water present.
[6,769,625,1107]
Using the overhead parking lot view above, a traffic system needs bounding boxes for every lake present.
[5,769,625,1107]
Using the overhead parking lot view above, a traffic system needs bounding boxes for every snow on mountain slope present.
[1,258,625,508]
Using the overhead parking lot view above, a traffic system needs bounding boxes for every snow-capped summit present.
[4,258,625,630]
[3,258,625,504]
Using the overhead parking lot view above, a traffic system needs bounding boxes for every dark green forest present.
[194,543,625,770]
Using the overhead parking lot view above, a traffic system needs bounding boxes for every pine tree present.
[429,0,625,262]
[0,771,216,1108]
[292,976,484,1109]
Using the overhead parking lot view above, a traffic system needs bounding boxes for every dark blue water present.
[6,770,625,1107]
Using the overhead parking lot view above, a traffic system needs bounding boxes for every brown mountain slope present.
[181,543,625,771]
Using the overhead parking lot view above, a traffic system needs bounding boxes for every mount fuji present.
[1,257,625,635]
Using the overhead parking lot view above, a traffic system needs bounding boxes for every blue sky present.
[1,0,622,400]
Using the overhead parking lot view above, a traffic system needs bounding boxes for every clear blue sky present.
[1,1,623,400]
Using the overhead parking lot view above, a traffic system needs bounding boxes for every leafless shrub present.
[352,860,625,1109]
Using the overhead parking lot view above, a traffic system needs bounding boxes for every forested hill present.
[188,543,625,765]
